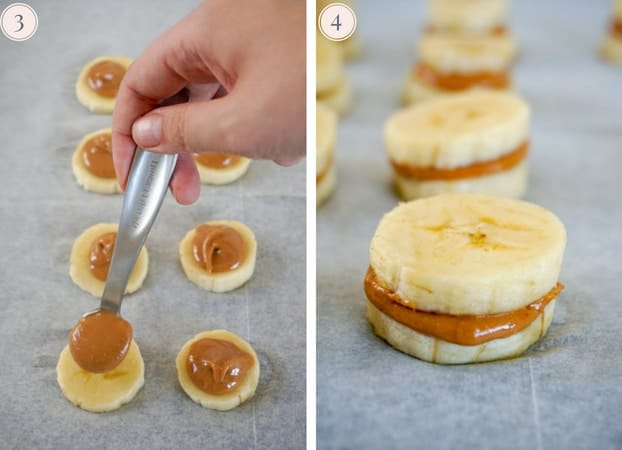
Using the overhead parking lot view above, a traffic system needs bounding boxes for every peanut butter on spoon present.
[68,310,133,373]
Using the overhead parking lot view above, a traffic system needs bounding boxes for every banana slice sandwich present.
[386,91,529,200]
[365,193,567,364]
[316,104,338,207]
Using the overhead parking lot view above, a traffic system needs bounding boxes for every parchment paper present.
[0,1,305,449]
[317,1,622,449]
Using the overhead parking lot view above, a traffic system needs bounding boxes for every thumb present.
[131,98,235,155]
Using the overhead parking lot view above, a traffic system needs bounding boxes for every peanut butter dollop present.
[192,225,246,273]
[82,132,115,178]
[89,232,116,281]
[86,61,125,98]
[195,153,242,169]
[68,310,133,373]
[186,338,254,395]
[414,62,510,91]
[365,267,563,346]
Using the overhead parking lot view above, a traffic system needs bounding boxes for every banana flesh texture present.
[427,0,508,34]
[369,193,566,315]
[56,340,144,413]
[386,92,529,169]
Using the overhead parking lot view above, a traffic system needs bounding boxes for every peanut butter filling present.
[365,267,563,346]
[425,24,508,36]
[89,232,116,281]
[192,225,246,273]
[82,132,115,178]
[391,141,528,181]
[195,153,243,169]
[69,310,133,373]
[186,338,254,395]
[86,60,125,98]
[611,19,622,39]
[414,62,510,91]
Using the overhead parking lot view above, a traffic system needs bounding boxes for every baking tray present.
[317,1,622,449]
[0,1,305,448]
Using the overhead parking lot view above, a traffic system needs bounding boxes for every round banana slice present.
[72,128,121,194]
[418,33,517,74]
[194,153,251,185]
[369,193,566,315]
[427,0,508,35]
[176,330,260,411]
[75,56,132,113]
[57,340,144,412]
[317,104,338,207]
[70,223,148,298]
[366,193,566,364]
[179,220,257,292]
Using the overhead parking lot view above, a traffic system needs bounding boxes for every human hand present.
[112,0,306,204]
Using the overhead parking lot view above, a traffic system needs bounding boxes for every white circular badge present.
[1,3,38,42]
[318,3,357,42]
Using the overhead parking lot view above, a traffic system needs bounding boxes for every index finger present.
[111,15,217,189]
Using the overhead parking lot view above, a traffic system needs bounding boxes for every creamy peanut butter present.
[195,153,243,169]
[364,267,563,346]
[414,62,510,91]
[391,142,528,181]
[611,19,622,38]
[82,132,115,178]
[89,232,116,281]
[425,24,508,36]
[86,61,125,98]
[186,338,254,395]
[69,310,133,373]
[192,225,246,273]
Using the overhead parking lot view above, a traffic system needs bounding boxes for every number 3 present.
[14,14,24,33]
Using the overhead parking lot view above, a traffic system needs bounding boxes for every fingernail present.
[132,115,162,148]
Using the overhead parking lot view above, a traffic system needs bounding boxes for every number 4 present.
[331,14,341,31]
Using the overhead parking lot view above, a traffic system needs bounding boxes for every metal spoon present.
[99,149,177,314]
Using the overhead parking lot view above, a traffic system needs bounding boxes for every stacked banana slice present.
[385,91,530,200]
[365,193,567,364]
[317,32,352,116]
[601,0,622,64]
[317,104,338,207]
[403,0,517,104]
[57,340,145,412]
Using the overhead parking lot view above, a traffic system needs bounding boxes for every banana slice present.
[176,330,260,411]
[418,33,517,74]
[194,154,251,185]
[75,56,132,114]
[70,223,148,298]
[317,104,338,207]
[386,92,529,199]
[179,220,257,292]
[72,128,122,194]
[427,0,508,35]
[57,340,144,412]
[366,193,566,364]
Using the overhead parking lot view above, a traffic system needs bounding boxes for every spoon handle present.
[100,149,177,313]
